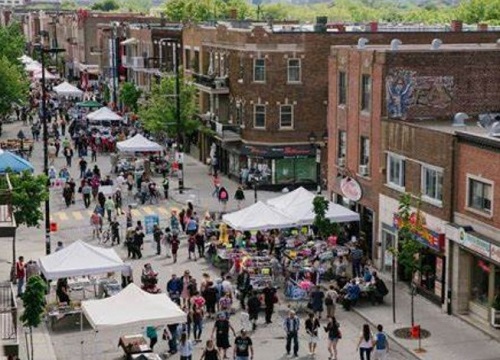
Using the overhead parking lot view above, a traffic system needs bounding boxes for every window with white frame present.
[287,59,301,83]
[338,131,346,160]
[280,105,293,128]
[422,166,443,202]
[387,153,405,188]
[467,177,492,214]
[254,105,266,128]
[253,58,266,82]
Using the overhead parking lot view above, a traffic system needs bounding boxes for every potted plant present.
[491,295,500,328]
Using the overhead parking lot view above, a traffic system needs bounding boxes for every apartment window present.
[422,166,443,203]
[468,177,492,214]
[253,58,266,82]
[280,105,294,128]
[184,49,191,69]
[338,130,347,160]
[287,59,301,83]
[360,137,370,165]
[387,153,405,189]
[254,105,266,128]
[338,71,347,105]
[361,74,371,112]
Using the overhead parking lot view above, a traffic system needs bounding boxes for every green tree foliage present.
[0,56,28,119]
[20,275,46,360]
[60,0,78,9]
[119,82,142,112]
[455,0,500,25]
[164,0,254,21]
[0,24,26,64]
[8,172,49,228]
[91,0,120,11]
[139,73,198,143]
[312,196,339,238]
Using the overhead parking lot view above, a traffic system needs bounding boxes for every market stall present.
[53,81,84,99]
[116,134,163,153]
[0,149,34,174]
[222,201,295,231]
[86,106,124,127]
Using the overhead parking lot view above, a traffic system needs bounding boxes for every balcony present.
[0,282,18,358]
[204,116,241,142]
[192,73,229,95]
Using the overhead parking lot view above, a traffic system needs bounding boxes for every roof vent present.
[489,122,500,137]
[390,39,402,51]
[453,112,468,127]
[431,38,442,50]
[357,37,369,50]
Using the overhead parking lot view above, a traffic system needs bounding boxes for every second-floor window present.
[338,130,347,160]
[387,153,405,189]
[361,74,371,112]
[468,177,492,214]
[422,166,443,203]
[253,58,266,82]
[254,105,266,128]
[338,71,347,105]
[360,137,370,166]
[280,105,293,128]
[287,59,301,83]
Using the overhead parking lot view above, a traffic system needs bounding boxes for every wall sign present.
[491,244,500,264]
[393,213,445,252]
[340,177,362,202]
[458,227,491,258]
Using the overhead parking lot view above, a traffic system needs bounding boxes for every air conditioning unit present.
[359,164,369,176]
[214,80,222,89]
[337,158,346,167]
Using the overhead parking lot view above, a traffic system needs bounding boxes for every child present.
[188,234,197,261]
[171,234,180,263]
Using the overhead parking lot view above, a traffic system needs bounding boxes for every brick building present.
[327,42,500,277]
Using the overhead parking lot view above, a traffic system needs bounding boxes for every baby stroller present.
[141,264,161,294]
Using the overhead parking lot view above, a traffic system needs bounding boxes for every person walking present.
[310,285,325,319]
[114,189,124,216]
[247,291,261,331]
[132,228,144,259]
[200,339,220,360]
[15,256,25,297]
[90,211,102,240]
[192,303,204,343]
[82,181,92,208]
[79,158,87,179]
[325,316,341,360]
[211,313,236,360]
[179,332,194,360]
[325,285,338,318]
[171,234,180,263]
[237,269,251,310]
[162,176,169,200]
[104,196,115,222]
[284,310,300,358]
[146,326,159,351]
[373,324,389,360]
[63,146,73,167]
[357,324,374,360]
[110,218,120,245]
[234,186,245,209]
[233,329,253,360]
[153,224,163,256]
[262,282,277,324]
[305,312,320,357]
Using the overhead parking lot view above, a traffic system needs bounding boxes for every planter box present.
[490,308,500,328]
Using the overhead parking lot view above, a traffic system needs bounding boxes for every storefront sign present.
[491,244,500,264]
[340,177,362,202]
[393,214,445,252]
[241,144,315,158]
[458,227,491,258]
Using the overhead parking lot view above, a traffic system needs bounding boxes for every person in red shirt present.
[16,256,25,297]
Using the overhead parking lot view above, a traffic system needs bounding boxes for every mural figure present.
[386,70,416,119]
[415,76,453,109]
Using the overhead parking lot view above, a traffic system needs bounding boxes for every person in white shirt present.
[357,324,374,360]
[178,332,193,360]
[116,172,125,189]
[222,275,233,297]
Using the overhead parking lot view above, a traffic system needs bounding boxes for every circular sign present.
[340,177,363,202]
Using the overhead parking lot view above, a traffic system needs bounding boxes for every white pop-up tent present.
[267,186,360,225]
[116,134,163,153]
[82,284,186,330]
[25,61,42,71]
[38,240,125,280]
[18,55,35,64]
[86,107,123,123]
[222,201,295,231]
[32,68,58,80]
[53,81,84,98]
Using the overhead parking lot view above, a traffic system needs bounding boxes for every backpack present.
[325,295,333,306]
[375,332,387,350]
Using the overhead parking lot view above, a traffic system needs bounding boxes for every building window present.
[287,59,301,83]
[422,166,443,203]
[387,153,405,189]
[470,256,491,306]
[360,137,370,166]
[338,71,347,105]
[254,105,266,128]
[361,74,371,112]
[467,177,492,214]
[184,49,191,70]
[253,58,266,82]
[280,105,293,129]
[338,130,346,160]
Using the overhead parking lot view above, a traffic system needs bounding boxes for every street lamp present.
[308,131,328,194]
[35,32,65,255]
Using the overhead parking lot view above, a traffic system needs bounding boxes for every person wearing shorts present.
[305,312,320,356]
[211,313,236,359]
[325,316,341,360]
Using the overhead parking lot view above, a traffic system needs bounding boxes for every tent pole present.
[80,311,84,360]
[93,330,97,359]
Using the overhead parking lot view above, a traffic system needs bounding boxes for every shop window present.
[338,71,347,106]
[422,166,443,204]
[253,58,266,82]
[253,104,266,128]
[387,153,405,189]
[275,157,316,185]
[287,59,301,83]
[470,257,490,306]
[280,105,293,129]
[467,177,492,214]
[361,74,371,112]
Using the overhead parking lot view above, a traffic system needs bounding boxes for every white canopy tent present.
[25,61,42,71]
[32,68,58,80]
[267,186,360,225]
[18,55,34,64]
[53,81,84,98]
[222,201,295,231]
[38,240,125,280]
[82,284,186,330]
[86,107,123,123]
[116,134,163,153]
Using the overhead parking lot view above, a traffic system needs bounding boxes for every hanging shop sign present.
[458,227,491,258]
[340,177,362,202]
[393,213,445,252]
[240,144,315,158]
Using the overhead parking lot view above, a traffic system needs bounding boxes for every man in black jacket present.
[247,290,261,331]
[237,269,251,310]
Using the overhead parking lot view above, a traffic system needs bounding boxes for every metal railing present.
[192,73,228,89]
[0,282,18,356]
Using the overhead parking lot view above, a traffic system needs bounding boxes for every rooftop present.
[332,42,500,52]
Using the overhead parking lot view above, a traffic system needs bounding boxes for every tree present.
[120,82,142,113]
[164,0,253,21]
[455,0,500,25]
[8,172,49,228]
[312,196,339,238]
[0,56,28,120]
[91,0,120,11]
[139,73,198,145]
[20,276,46,360]
[0,23,26,64]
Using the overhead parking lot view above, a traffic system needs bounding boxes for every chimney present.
[314,16,328,33]
[477,23,488,31]
[229,8,237,20]
[451,20,463,32]
[369,21,378,32]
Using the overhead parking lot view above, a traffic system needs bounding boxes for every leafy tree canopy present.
[0,56,28,118]
[119,82,142,113]
[164,0,254,21]
[91,0,120,11]
[0,23,26,64]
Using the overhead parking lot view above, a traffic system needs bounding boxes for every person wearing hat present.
[233,329,253,360]
[211,312,236,359]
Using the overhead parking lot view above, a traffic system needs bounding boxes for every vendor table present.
[118,334,152,358]
[47,306,82,330]
[130,353,162,360]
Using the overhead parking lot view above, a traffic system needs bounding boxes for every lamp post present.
[111,22,118,109]
[36,33,65,255]
[308,131,328,194]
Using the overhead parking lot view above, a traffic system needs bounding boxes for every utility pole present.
[173,41,184,194]
[40,48,51,255]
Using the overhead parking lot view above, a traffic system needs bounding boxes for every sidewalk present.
[353,276,500,360]
[17,322,58,360]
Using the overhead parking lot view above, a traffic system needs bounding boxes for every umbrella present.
[0,149,34,174]
[76,100,102,108]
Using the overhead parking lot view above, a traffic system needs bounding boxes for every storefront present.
[446,224,500,325]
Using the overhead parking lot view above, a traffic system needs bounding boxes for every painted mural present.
[386,69,454,119]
